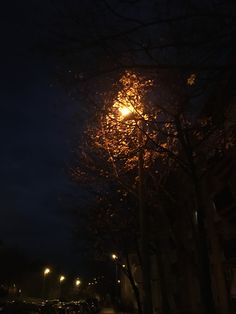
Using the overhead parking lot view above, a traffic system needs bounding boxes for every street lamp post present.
[59,275,66,301]
[111,254,119,283]
[119,108,153,314]
[111,254,120,305]
[111,254,119,281]
[75,279,81,297]
[42,267,51,299]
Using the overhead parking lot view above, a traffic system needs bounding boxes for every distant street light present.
[111,253,118,260]
[75,279,81,287]
[59,275,66,283]
[59,275,66,301]
[42,267,51,299]
[44,268,51,276]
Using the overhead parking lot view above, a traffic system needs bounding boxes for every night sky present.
[0,1,86,271]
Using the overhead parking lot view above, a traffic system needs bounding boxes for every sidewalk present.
[99,307,132,314]
[99,307,116,314]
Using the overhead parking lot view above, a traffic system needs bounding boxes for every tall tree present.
[73,68,235,313]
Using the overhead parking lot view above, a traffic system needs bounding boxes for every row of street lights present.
[111,254,126,268]
[111,254,126,285]
[42,254,122,297]
[42,267,81,300]
[43,267,81,287]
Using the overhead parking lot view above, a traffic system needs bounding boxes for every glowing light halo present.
[118,106,133,117]
[75,279,81,286]
[43,268,51,276]
[59,275,66,282]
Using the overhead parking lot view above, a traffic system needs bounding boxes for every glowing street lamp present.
[43,268,51,276]
[111,253,118,260]
[59,275,66,283]
[105,72,152,314]
[42,267,51,299]
[75,279,81,287]
[118,106,132,117]
[58,275,65,301]
[117,99,152,313]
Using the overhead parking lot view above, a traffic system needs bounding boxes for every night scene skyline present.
[1,1,236,313]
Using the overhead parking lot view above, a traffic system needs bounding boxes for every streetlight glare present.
[119,106,132,117]
[59,275,65,282]
[75,279,81,286]
[111,253,118,260]
[44,268,51,276]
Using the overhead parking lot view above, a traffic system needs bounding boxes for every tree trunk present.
[204,184,230,314]
[155,241,171,314]
[175,116,216,314]
[126,254,143,314]
[138,121,153,314]
[193,176,216,314]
